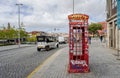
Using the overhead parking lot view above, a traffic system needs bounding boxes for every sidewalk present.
[0,44,35,52]
[28,40,120,78]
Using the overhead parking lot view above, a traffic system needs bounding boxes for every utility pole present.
[73,0,74,14]
[16,3,23,48]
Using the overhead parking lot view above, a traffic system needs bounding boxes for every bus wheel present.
[45,46,50,51]
[37,48,41,51]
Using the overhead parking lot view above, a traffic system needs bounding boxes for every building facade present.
[28,31,48,38]
[97,21,107,36]
[106,0,118,49]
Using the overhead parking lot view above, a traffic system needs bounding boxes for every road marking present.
[27,48,66,78]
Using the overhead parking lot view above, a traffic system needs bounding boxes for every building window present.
[111,0,117,15]
[112,0,117,9]
[112,0,114,9]
[115,0,117,7]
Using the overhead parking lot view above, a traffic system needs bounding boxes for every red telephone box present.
[68,14,90,73]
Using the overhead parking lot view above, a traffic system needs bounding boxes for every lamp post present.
[73,0,74,14]
[16,3,23,48]
[54,28,60,37]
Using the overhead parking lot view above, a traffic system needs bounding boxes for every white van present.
[58,36,66,44]
[36,36,59,51]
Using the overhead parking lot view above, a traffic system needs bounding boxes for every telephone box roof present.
[68,14,89,20]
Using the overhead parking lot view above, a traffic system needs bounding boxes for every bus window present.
[37,36,45,42]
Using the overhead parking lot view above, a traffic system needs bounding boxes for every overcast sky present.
[0,0,106,33]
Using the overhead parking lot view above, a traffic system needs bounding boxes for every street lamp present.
[73,0,74,14]
[16,3,23,48]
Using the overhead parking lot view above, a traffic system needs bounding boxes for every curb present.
[0,45,34,52]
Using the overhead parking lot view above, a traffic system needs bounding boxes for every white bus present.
[36,36,59,51]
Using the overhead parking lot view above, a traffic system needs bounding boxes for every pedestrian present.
[100,35,103,42]
[88,34,91,44]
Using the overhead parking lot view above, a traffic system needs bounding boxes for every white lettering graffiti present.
[71,60,88,66]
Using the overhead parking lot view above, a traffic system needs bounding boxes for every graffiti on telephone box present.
[71,60,88,66]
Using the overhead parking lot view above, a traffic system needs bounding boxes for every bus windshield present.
[36,36,46,42]
[36,36,57,42]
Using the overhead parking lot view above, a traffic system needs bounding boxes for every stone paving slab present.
[30,40,120,78]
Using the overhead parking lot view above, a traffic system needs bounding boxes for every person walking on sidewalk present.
[88,35,91,44]
[99,35,103,42]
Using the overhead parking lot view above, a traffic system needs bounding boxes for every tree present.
[27,36,36,42]
[0,23,29,45]
[20,29,28,38]
[0,24,28,40]
[7,22,11,29]
[88,23,102,36]
[0,30,5,39]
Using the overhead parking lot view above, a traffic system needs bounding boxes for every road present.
[0,44,67,78]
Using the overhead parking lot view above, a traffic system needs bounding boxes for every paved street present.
[30,39,120,78]
[0,44,67,78]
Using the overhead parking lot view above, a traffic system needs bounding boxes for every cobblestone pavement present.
[30,39,120,78]
[0,44,66,78]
